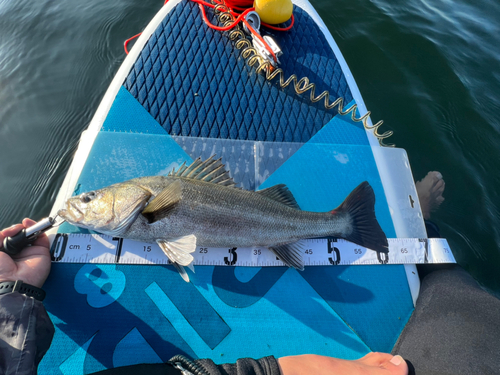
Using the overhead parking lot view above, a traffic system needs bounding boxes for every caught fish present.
[58,156,388,281]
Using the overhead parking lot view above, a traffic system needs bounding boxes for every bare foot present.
[415,171,445,220]
[278,352,408,375]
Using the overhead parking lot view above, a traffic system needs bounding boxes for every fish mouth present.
[58,201,85,223]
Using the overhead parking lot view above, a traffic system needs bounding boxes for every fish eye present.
[81,191,96,203]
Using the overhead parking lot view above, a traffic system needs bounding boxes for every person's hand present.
[278,352,408,375]
[0,218,51,288]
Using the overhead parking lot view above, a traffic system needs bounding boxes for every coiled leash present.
[123,0,393,146]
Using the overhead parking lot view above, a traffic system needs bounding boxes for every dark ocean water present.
[0,0,499,297]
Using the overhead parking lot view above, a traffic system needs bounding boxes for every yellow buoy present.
[254,0,293,25]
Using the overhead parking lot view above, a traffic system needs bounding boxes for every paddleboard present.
[42,0,429,373]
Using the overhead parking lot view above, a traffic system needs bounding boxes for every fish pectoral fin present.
[257,184,300,210]
[172,263,191,283]
[142,180,182,223]
[269,242,304,270]
[156,234,197,266]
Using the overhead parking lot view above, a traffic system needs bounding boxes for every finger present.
[358,352,396,366]
[382,355,409,375]
[1,220,35,249]
[1,224,25,239]
[21,218,50,249]
[22,218,37,227]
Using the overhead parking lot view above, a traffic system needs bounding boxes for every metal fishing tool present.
[1,216,65,256]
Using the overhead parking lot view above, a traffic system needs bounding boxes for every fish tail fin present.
[333,181,388,253]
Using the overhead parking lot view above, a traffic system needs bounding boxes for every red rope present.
[124,33,142,55]
[262,14,294,31]
[224,0,254,8]
[194,0,293,62]
[125,0,294,56]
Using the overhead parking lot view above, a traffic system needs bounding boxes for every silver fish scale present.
[123,177,353,248]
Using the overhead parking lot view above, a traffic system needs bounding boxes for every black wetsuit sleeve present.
[0,293,55,375]
[90,356,281,375]
[196,356,281,375]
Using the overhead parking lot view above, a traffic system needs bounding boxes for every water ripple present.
[1,0,499,296]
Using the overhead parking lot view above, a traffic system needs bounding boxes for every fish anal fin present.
[142,180,182,223]
[257,184,300,210]
[156,234,197,267]
[269,242,304,270]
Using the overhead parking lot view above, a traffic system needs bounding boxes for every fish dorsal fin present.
[156,234,197,267]
[169,156,238,188]
[257,184,301,210]
[269,242,304,270]
[142,180,182,223]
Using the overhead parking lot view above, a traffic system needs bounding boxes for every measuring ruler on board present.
[49,233,455,266]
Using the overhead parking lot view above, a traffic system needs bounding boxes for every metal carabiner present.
[243,11,282,68]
